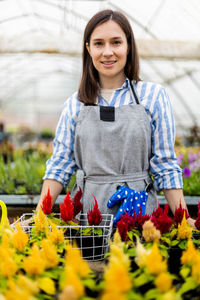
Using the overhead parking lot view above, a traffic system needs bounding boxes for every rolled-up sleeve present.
[150,87,183,191]
[43,93,81,186]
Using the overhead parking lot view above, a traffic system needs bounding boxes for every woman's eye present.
[113,40,121,45]
[94,41,103,46]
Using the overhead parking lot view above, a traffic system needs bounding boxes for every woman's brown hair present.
[78,9,140,105]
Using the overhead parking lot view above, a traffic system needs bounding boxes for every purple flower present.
[183,167,191,178]
[177,154,184,166]
[188,153,197,164]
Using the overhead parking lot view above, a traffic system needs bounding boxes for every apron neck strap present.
[129,80,140,105]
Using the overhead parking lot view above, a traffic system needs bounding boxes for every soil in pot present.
[168,247,183,275]
[76,235,107,260]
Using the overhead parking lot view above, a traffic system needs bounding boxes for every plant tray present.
[12,213,113,261]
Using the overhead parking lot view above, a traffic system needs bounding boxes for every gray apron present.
[73,81,158,217]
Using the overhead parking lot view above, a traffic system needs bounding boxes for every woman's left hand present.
[187,217,196,228]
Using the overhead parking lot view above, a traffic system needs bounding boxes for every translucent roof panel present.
[0,0,199,136]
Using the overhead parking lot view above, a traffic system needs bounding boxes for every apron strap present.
[130,80,140,105]
[83,170,150,184]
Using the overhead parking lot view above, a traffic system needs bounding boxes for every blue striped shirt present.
[44,78,183,191]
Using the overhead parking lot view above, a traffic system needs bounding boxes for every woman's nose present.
[103,44,113,56]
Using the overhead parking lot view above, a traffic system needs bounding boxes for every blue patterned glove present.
[107,186,148,224]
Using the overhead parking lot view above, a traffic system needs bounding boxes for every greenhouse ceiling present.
[0,0,200,135]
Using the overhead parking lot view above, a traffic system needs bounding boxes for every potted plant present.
[76,195,107,260]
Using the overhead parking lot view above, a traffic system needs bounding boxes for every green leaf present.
[134,273,152,287]
[127,291,144,300]
[82,278,100,291]
[171,240,179,246]
[127,247,136,257]
[178,240,187,250]
[180,267,191,279]
[160,236,171,245]
[94,228,103,236]
[144,288,161,300]
[82,228,92,236]
[177,277,197,295]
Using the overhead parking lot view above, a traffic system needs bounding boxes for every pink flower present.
[41,187,53,215]
[72,187,83,217]
[59,189,74,223]
[87,195,102,226]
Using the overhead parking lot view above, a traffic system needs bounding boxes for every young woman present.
[37,9,195,226]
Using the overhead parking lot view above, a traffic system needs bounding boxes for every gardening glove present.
[107,186,148,224]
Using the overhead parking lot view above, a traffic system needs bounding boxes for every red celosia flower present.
[72,187,83,217]
[151,203,172,234]
[87,194,102,226]
[41,187,53,215]
[195,202,200,229]
[59,189,74,223]
[117,219,129,241]
[134,209,150,232]
[119,212,136,231]
[151,205,163,219]
[173,201,190,228]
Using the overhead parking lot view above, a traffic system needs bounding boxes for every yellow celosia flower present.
[62,266,84,298]
[40,239,59,268]
[142,220,161,242]
[48,221,64,244]
[23,244,46,275]
[109,244,130,269]
[160,288,178,300]
[177,213,192,240]
[38,277,55,295]
[145,242,167,275]
[135,238,151,267]
[102,230,132,298]
[104,262,132,294]
[0,253,18,278]
[109,230,130,269]
[0,233,14,258]
[192,255,200,285]
[58,286,77,300]
[101,290,127,300]
[112,230,124,250]
[17,275,39,295]
[13,223,29,252]
[34,207,49,234]
[0,293,6,300]
[155,272,172,293]
[65,242,90,278]
[3,278,37,300]
[181,239,198,265]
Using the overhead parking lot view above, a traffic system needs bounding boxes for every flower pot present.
[168,247,183,274]
[76,234,107,261]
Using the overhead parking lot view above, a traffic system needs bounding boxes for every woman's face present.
[86,20,129,88]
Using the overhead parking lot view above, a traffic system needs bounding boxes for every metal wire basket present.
[12,213,113,261]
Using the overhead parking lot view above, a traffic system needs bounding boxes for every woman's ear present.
[86,42,90,55]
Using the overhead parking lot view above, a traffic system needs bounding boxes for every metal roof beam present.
[1,40,200,60]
